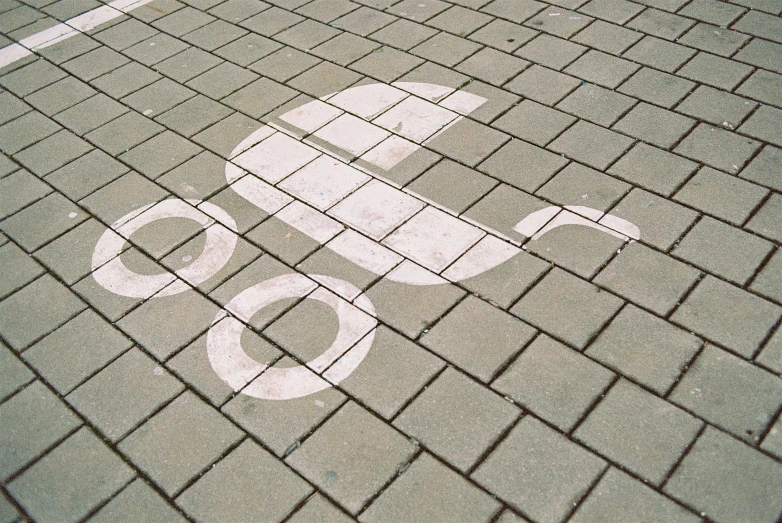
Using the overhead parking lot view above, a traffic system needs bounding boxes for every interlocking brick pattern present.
[0,0,781,520]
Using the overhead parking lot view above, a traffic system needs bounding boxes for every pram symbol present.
[92,82,640,400]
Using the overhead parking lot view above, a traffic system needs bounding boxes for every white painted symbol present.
[207,274,376,400]
[0,0,156,69]
[90,81,641,401]
[92,199,237,298]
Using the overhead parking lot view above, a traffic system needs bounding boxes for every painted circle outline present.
[207,273,376,400]
[92,199,238,298]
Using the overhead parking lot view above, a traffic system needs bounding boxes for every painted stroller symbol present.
[92,82,640,401]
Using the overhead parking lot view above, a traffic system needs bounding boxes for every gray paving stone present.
[664,427,782,523]
[274,18,341,51]
[0,111,61,155]
[463,183,548,243]
[61,46,129,81]
[428,5,492,36]
[523,6,589,38]
[192,111,261,158]
[610,188,698,251]
[677,85,757,128]
[679,22,749,57]
[117,289,221,360]
[672,276,780,358]
[680,0,746,25]
[0,379,81,480]
[494,334,613,431]
[238,4,302,34]
[67,348,184,441]
[421,296,535,382]
[617,67,694,109]
[13,129,92,177]
[337,325,444,419]
[512,268,623,349]
[575,379,702,484]
[182,19,248,51]
[119,391,242,496]
[493,99,575,146]
[738,105,782,148]
[0,170,51,220]
[90,61,162,99]
[93,18,159,51]
[674,167,767,225]
[22,309,131,394]
[556,83,635,127]
[119,131,202,179]
[431,118,511,166]
[54,93,129,137]
[587,304,701,395]
[762,414,782,459]
[672,216,772,286]
[23,76,96,116]
[288,494,354,523]
[286,401,416,514]
[478,138,567,192]
[505,65,581,105]
[153,47,222,83]
[0,91,30,127]
[361,453,501,523]
[0,342,34,402]
[297,246,378,293]
[607,143,697,196]
[223,374,345,455]
[564,50,639,89]
[595,243,700,316]
[548,120,633,170]
[0,60,67,97]
[677,51,753,91]
[751,248,782,304]
[295,0,357,22]
[262,297,343,363]
[455,250,550,308]
[736,69,782,108]
[364,276,465,338]
[570,467,700,523]
[42,0,100,20]
[0,489,21,523]
[122,78,196,118]
[214,32,281,66]
[166,334,234,407]
[579,0,644,24]
[1,193,87,253]
[38,33,100,64]
[613,103,695,150]
[125,33,190,66]
[473,415,606,523]
[535,161,629,210]
[410,32,483,68]
[394,368,519,471]
[370,19,438,50]
[91,478,186,522]
[739,145,782,192]
[455,47,528,86]
[572,20,642,54]
[312,33,379,66]
[675,123,761,174]
[479,0,545,23]
[671,345,782,443]
[80,172,169,225]
[622,35,695,73]
[514,34,586,71]
[468,19,537,53]
[0,243,44,298]
[223,76,298,117]
[397,61,469,89]
[177,439,312,522]
[155,95,232,138]
[386,0,449,21]
[350,46,423,83]
[152,5,214,36]
[246,216,321,265]
[7,427,133,523]
[44,150,127,202]
[408,160,496,213]
[333,6,395,36]
[249,46,319,82]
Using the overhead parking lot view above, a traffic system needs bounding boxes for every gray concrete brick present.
[421,296,536,382]
[66,348,184,441]
[166,334,234,406]
[512,268,623,349]
[119,131,202,179]
[24,76,96,116]
[224,76,300,116]
[183,19,248,50]
[464,183,548,242]
[564,50,639,89]
[1,192,85,252]
[208,0,269,23]
[350,46,423,83]
[617,67,694,109]
[572,20,643,54]
[468,19,537,53]
[0,59,66,97]
[408,160,496,212]
[557,82,637,127]
[239,4,302,35]
[575,379,702,485]
[738,105,782,148]
[671,344,782,444]
[493,99,575,146]
[45,149,128,201]
[664,427,782,523]
[394,367,519,471]
[93,18,159,51]
[473,415,606,523]
[672,276,780,358]
[22,309,132,394]
[371,19,438,50]
[386,0,449,21]
[751,248,782,304]
[524,6,590,38]
[55,94,130,137]
[155,95,232,138]
[61,46,129,81]
[622,35,695,73]
[178,439,312,522]
[613,103,695,150]
[494,334,614,431]
[0,170,51,220]
[478,138,567,192]
[153,47,222,83]
[515,34,585,72]
[736,69,782,108]
[90,62,162,99]
[579,0,644,24]
[13,129,92,177]
[312,33,379,66]
[677,51,753,91]
[214,33,281,66]
[595,243,700,315]
[672,217,772,286]
[674,167,767,225]
[410,32,482,68]
[535,161,629,210]
[361,453,502,523]
[548,120,633,170]
[587,304,701,394]
[0,111,61,155]
[0,91,31,126]
[80,171,169,225]
[504,64,580,106]
[0,341,34,402]
[678,22,749,57]
[246,216,321,265]
[679,0,746,25]
[608,143,697,196]
[125,33,190,66]
[676,85,757,128]
[611,188,699,251]
[675,123,761,174]
[762,414,782,460]
[7,427,133,523]
[570,468,701,523]
[91,479,186,522]
[333,6,395,36]
[739,145,782,191]
[119,391,242,496]
[286,401,416,514]
[288,494,354,523]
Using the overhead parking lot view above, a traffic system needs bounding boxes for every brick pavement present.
[0,0,781,520]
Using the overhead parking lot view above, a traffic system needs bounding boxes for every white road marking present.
[234,132,320,184]
[278,155,370,211]
[373,96,459,142]
[312,113,390,158]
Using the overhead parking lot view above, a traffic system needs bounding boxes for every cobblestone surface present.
[0,0,781,520]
